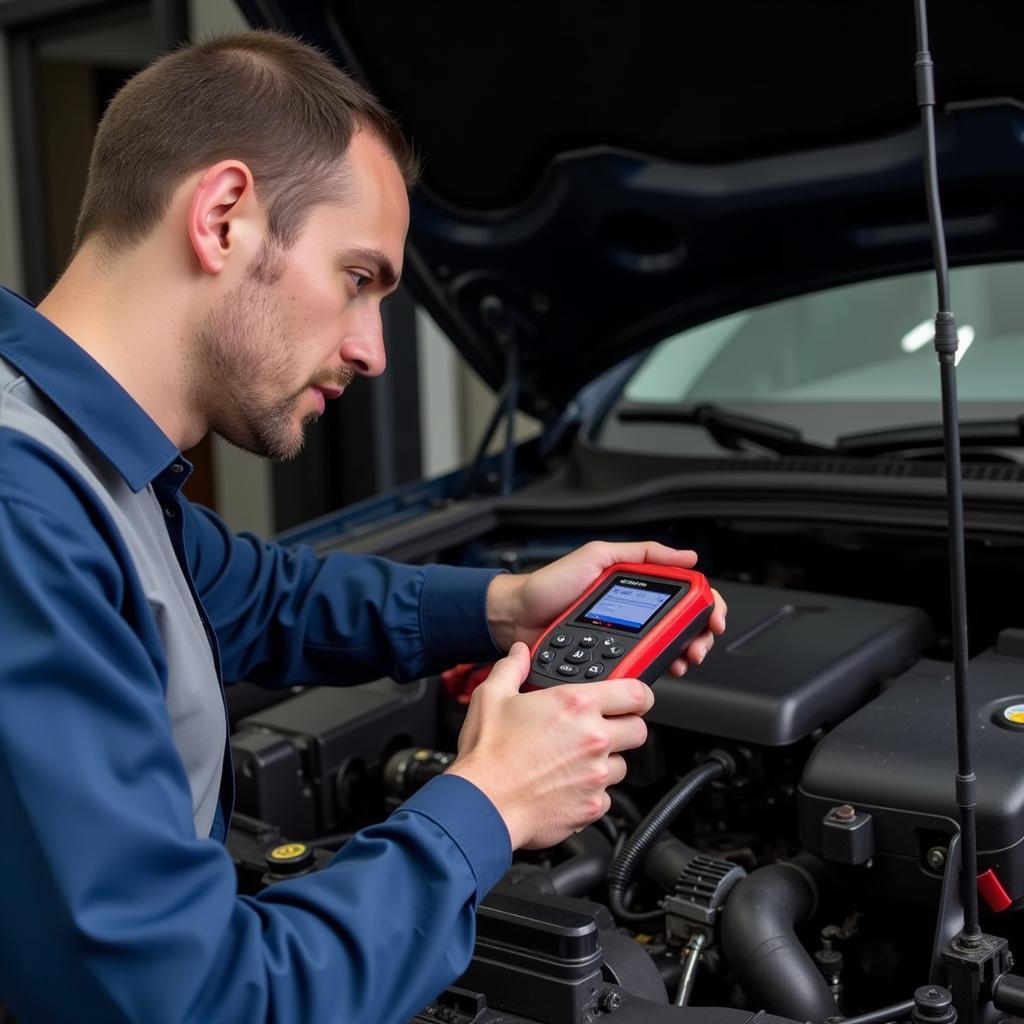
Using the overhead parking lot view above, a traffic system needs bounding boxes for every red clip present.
[440,662,493,705]
[977,868,1013,912]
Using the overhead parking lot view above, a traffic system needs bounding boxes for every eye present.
[348,270,372,291]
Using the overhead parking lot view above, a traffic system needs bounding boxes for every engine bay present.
[226,514,1024,1024]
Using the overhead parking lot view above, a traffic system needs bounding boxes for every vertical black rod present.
[501,340,519,497]
[913,0,980,945]
[914,4,950,313]
[940,359,980,944]
[8,30,50,301]
[462,390,507,497]
[150,0,188,51]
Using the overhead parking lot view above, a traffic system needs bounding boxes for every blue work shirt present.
[0,288,512,1023]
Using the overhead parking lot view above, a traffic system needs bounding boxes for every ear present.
[186,160,260,275]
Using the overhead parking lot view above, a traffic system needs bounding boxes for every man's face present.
[195,131,409,460]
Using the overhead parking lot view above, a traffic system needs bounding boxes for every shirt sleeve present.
[0,495,511,1024]
[183,499,505,686]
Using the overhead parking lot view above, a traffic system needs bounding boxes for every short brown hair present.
[74,30,419,255]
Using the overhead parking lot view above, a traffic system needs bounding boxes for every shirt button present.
[164,507,175,519]
[170,463,184,474]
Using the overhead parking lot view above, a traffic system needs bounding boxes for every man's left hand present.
[486,541,727,677]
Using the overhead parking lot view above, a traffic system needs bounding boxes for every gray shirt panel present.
[0,356,225,836]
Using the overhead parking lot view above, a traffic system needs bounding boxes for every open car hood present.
[237,1,1024,420]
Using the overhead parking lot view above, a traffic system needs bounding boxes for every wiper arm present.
[836,416,1024,457]
[618,406,1024,459]
[617,402,832,456]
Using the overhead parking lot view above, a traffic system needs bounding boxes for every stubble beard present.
[194,244,324,462]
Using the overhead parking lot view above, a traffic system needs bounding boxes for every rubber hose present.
[608,787,644,828]
[607,755,731,925]
[546,825,615,896]
[512,825,613,898]
[643,833,704,893]
[304,833,353,852]
[720,854,837,1023]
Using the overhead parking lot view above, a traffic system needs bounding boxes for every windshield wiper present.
[836,416,1024,457]
[619,404,1024,460]
[617,402,832,456]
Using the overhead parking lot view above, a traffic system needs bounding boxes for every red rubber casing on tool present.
[527,563,714,688]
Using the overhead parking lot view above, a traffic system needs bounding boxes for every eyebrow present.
[343,247,399,290]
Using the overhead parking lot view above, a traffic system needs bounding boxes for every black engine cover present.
[648,580,934,745]
[799,636,1024,906]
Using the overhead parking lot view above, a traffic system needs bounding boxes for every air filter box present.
[231,677,439,838]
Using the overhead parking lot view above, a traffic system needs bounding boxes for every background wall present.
[0,0,538,539]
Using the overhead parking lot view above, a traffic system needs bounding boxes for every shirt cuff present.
[400,773,512,896]
[419,565,505,665]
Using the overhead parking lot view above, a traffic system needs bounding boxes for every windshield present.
[600,262,1024,454]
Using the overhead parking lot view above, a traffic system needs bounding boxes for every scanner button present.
[566,648,591,664]
[601,636,618,647]
[585,663,605,679]
[578,634,598,648]
[537,649,556,666]
[550,632,573,648]
[602,645,625,660]
[556,663,580,677]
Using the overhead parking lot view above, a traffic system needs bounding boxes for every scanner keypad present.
[535,627,635,679]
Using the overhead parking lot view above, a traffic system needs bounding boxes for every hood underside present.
[238,1,1024,418]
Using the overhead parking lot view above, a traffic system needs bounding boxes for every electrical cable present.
[606,753,733,925]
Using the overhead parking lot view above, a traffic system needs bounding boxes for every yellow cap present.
[268,842,308,861]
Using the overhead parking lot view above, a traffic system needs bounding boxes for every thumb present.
[482,641,532,696]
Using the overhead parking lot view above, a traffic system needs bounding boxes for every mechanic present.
[0,30,725,1024]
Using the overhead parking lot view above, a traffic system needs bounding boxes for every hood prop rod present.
[914,0,979,950]
[913,3,1015,1021]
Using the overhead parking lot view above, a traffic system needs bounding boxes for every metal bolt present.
[913,984,954,1024]
[926,846,947,872]
[831,804,856,822]
[598,989,623,1014]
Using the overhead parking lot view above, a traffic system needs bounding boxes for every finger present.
[709,588,728,634]
[575,790,613,832]
[479,642,532,697]
[686,632,714,664]
[602,713,649,754]
[577,677,654,716]
[586,540,698,571]
[669,657,688,677]
[607,753,628,787]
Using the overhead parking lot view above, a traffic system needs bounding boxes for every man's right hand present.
[446,642,654,850]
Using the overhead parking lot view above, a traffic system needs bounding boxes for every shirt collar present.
[0,287,181,492]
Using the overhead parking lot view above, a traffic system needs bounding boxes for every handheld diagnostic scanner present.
[527,563,714,688]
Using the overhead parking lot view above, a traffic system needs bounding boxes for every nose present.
[338,306,386,377]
